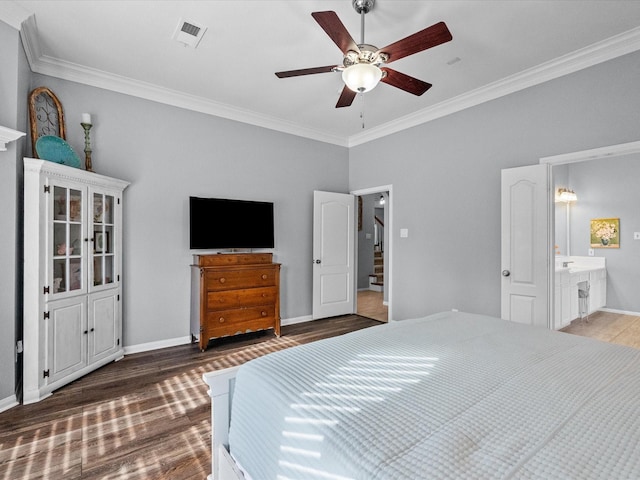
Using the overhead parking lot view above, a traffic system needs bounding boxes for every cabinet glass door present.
[52,186,84,294]
[92,192,115,288]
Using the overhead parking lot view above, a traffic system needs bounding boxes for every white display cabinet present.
[23,158,129,403]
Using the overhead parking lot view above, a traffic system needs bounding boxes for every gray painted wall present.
[566,155,640,312]
[349,50,640,320]
[25,74,349,348]
[0,19,29,403]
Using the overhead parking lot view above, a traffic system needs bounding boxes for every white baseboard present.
[600,307,640,316]
[0,394,18,413]
[124,335,192,355]
[281,315,313,326]
[123,316,313,354]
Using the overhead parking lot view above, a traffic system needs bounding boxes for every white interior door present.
[312,191,355,319]
[501,164,552,328]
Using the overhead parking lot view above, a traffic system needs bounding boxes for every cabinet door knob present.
[219,277,226,284]
[83,330,88,334]
[261,274,268,280]
[502,270,511,277]
[219,317,225,323]
[261,311,267,317]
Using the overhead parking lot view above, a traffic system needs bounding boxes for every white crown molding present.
[14,8,640,148]
[540,140,640,165]
[19,14,41,65]
[347,26,640,147]
[0,125,26,152]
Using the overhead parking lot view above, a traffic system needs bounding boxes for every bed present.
[202,311,640,479]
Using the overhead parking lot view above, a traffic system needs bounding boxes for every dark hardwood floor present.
[0,315,382,480]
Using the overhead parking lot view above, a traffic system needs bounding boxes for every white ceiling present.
[4,1,640,146]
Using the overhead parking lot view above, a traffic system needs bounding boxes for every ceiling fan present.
[275,0,452,108]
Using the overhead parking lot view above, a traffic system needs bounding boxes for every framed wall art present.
[590,217,620,248]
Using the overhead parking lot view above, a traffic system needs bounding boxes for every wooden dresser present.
[190,253,281,351]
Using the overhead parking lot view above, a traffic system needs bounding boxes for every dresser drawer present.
[206,305,276,338]
[197,253,272,267]
[206,286,278,311]
[208,318,277,339]
[207,305,275,325]
[205,268,277,291]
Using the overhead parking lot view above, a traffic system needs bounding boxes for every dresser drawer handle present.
[262,293,267,297]
[261,274,268,280]
[261,311,267,317]
[219,317,225,323]
[219,277,226,284]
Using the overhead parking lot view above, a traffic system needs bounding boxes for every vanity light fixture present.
[556,188,577,256]
[556,188,577,203]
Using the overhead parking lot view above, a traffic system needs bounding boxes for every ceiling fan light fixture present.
[342,63,382,93]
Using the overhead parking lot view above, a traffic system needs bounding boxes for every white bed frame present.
[202,366,245,480]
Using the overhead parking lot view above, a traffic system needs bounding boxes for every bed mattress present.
[228,311,640,479]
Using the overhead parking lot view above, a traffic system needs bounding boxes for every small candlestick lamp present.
[81,113,93,172]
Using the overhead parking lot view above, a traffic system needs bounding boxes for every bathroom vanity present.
[554,256,606,330]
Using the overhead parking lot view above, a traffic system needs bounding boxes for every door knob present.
[502,270,511,277]
[314,259,321,264]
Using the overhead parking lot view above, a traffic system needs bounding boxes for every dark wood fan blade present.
[378,22,452,64]
[275,65,337,78]
[312,11,359,55]
[336,86,357,108]
[381,68,432,96]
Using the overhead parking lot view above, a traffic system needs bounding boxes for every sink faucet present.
[562,261,574,268]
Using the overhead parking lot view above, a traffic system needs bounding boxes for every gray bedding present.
[228,311,640,479]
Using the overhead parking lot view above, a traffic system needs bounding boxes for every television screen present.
[189,196,274,249]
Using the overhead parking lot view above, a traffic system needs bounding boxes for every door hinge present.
[44,185,50,193]
[117,338,120,346]
[117,275,120,282]
[43,286,50,294]
[43,311,50,320]
[117,198,120,205]
[117,294,120,301]
[43,369,50,378]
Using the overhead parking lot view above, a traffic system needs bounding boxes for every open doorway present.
[541,140,640,331]
[352,186,392,322]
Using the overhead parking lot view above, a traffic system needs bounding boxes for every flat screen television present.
[189,196,274,249]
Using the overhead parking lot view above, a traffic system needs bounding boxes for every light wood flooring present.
[0,315,382,480]
[357,290,388,322]
[561,310,640,349]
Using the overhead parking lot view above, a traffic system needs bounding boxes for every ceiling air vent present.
[172,18,207,48]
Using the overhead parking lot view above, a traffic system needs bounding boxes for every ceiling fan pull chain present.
[360,92,365,129]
